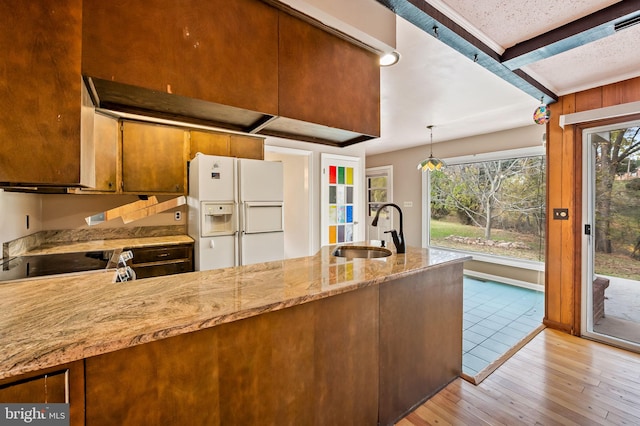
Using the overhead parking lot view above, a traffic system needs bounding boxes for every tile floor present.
[462,276,544,376]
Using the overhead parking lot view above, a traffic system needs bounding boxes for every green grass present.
[430,220,484,239]
[429,219,544,261]
[431,219,640,279]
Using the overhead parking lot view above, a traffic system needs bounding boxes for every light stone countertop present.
[22,235,194,256]
[0,244,469,380]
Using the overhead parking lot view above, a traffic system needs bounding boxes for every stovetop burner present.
[0,250,115,282]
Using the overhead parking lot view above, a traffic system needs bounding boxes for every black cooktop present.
[0,251,115,282]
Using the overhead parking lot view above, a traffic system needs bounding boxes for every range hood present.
[85,77,376,148]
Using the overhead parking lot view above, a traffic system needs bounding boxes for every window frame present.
[421,147,546,271]
[366,165,393,242]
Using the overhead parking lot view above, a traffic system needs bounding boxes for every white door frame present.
[320,153,364,246]
[265,145,314,257]
[581,121,640,351]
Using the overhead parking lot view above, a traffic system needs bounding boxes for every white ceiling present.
[356,0,640,155]
[362,15,542,155]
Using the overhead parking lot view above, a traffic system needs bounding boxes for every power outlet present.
[174,211,182,221]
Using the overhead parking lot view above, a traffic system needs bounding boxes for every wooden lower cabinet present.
[2,266,461,425]
[378,263,464,425]
[127,243,194,279]
[0,361,85,426]
[84,286,379,425]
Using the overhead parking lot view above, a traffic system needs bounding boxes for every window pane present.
[369,176,387,188]
[428,155,546,262]
[369,189,387,203]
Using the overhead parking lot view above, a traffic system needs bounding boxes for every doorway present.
[265,146,313,259]
[582,120,640,350]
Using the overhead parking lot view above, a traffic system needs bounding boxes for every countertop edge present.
[1,248,470,381]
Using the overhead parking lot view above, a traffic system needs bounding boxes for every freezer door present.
[242,202,284,234]
[189,154,236,201]
[195,235,237,271]
[238,158,283,202]
[240,232,284,265]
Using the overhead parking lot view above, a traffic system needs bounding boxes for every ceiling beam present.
[375,0,557,103]
[502,1,640,70]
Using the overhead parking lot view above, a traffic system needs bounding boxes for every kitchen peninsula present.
[0,245,468,425]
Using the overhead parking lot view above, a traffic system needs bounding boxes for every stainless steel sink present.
[332,245,392,259]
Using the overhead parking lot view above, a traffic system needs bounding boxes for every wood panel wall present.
[545,76,640,334]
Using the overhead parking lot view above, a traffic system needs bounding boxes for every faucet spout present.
[371,203,405,253]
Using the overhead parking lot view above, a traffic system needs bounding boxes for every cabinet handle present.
[158,253,170,257]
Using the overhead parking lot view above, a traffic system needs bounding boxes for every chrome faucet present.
[372,203,405,253]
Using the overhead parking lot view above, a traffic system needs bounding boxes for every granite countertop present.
[21,235,194,256]
[0,244,469,380]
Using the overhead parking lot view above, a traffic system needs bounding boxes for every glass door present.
[320,154,362,246]
[582,121,640,351]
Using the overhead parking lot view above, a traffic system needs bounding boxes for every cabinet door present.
[189,130,230,160]
[278,12,380,137]
[128,244,194,279]
[230,135,264,160]
[189,131,263,160]
[80,113,119,192]
[122,122,188,194]
[0,361,85,426]
[0,371,67,403]
[0,0,84,186]
[82,0,278,115]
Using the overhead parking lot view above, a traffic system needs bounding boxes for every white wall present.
[264,148,311,259]
[0,190,42,257]
[39,194,184,230]
[0,191,183,257]
[366,124,545,249]
[366,124,546,286]
[265,136,367,255]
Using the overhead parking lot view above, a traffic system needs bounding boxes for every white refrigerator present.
[188,153,285,271]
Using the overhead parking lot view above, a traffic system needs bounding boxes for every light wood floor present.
[397,329,640,425]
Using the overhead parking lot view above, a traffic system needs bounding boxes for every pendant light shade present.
[417,125,445,172]
[533,97,551,125]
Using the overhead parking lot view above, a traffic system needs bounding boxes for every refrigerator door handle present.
[243,202,284,233]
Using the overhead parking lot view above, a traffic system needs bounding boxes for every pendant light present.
[417,125,445,172]
[533,97,551,124]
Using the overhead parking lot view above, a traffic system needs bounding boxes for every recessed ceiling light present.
[379,51,400,67]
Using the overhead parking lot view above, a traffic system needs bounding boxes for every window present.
[366,166,393,241]
[426,150,545,263]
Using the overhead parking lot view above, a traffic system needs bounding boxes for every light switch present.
[553,208,569,220]
[403,201,413,208]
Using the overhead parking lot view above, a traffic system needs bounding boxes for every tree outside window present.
[429,155,546,262]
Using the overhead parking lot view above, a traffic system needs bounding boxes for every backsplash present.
[3,225,187,258]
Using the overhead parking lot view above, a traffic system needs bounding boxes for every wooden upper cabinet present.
[83,113,119,192]
[122,122,188,194]
[0,0,89,186]
[189,131,230,160]
[189,130,264,160]
[82,0,279,115]
[229,135,264,160]
[278,12,381,138]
